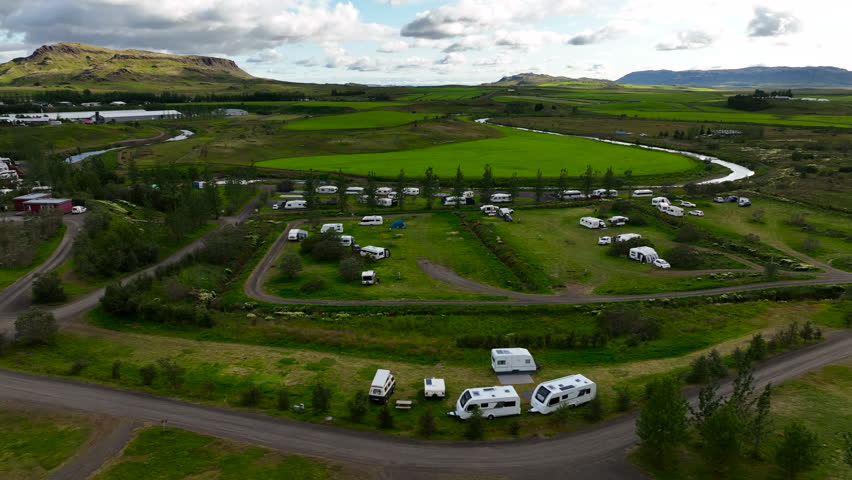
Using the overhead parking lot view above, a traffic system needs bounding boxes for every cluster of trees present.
[72,208,159,278]
[728,94,771,111]
[279,230,365,292]
[0,213,62,268]
[753,89,794,98]
[4,90,310,106]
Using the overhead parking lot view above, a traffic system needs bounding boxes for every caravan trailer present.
[629,246,659,264]
[424,378,446,398]
[738,197,751,207]
[361,270,379,285]
[287,229,309,242]
[528,375,597,414]
[403,187,420,196]
[443,196,474,206]
[659,204,684,217]
[615,233,642,242]
[345,186,365,195]
[340,235,355,247]
[580,217,607,229]
[608,215,629,226]
[359,215,383,226]
[480,205,499,216]
[360,246,391,260]
[632,189,653,198]
[375,187,392,195]
[490,193,512,203]
[560,190,585,200]
[368,369,396,403]
[320,223,343,233]
[377,197,397,207]
[316,185,338,194]
[651,197,670,207]
[448,386,521,420]
[284,200,307,209]
[491,348,537,373]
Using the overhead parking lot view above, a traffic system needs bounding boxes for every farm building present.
[23,198,72,214]
[12,193,50,210]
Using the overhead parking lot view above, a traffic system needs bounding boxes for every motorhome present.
[651,196,670,207]
[738,197,751,207]
[580,217,607,229]
[359,215,383,226]
[448,386,521,420]
[284,200,307,209]
[591,188,608,198]
[375,187,392,195]
[528,375,596,414]
[287,229,308,241]
[443,196,474,206]
[608,215,629,226]
[316,185,338,194]
[480,205,499,216]
[629,246,659,264]
[345,186,365,195]
[320,223,343,233]
[361,270,379,285]
[490,193,512,203]
[424,378,446,399]
[462,191,475,199]
[491,348,537,373]
[369,369,396,404]
[340,235,355,247]
[377,197,397,207]
[360,246,391,260]
[632,189,653,198]
[615,233,642,242]
[560,190,585,200]
[606,189,619,198]
[659,204,684,217]
[403,187,420,196]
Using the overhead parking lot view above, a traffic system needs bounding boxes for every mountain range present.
[617,66,852,88]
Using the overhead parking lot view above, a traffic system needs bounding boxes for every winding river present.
[474,119,754,184]
[66,129,195,164]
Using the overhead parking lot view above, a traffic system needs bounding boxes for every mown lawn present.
[285,111,440,130]
[0,406,92,480]
[0,224,66,290]
[93,427,339,480]
[258,124,700,178]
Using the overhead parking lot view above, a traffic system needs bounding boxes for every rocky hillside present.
[0,42,256,88]
[617,66,852,88]
[486,72,614,87]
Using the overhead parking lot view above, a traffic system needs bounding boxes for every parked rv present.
[316,185,338,194]
[629,246,659,264]
[490,193,512,203]
[369,369,396,404]
[284,200,307,209]
[462,190,475,199]
[651,196,670,207]
[529,375,596,414]
[345,186,365,195]
[714,196,726,203]
[615,233,641,242]
[680,200,696,208]
[579,217,607,229]
[359,215,383,226]
[659,204,684,217]
[360,246,391,260]
[607,215,629,226]
[361,270,379,285]
[632,189,653,198]
[377,197,397,207]
[480,204,499,216]
[271,201,283,210]
[491,348,537,373]
[375,187,392,195]
[738,197,751,207]
[591,188,608,198]
[424,378,446,399]
[560,190,585,200]
[71,205,87,214]
[598,236,612,246]
[443,196,474,206]
[340,235,355,247]
[498,207,514,221]
[448,386,521,420]
[403,187,420,196]
[320,223,343,233]
[287,229,309,242]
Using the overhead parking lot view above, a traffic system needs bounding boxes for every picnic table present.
[395,400,413,410]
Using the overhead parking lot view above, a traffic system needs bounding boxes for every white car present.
[713,196,726,203]
[688,210,704,216]
[71,206,87,214]
[680,201,696,208]
[653,259,671,269]
[598,236,612,245]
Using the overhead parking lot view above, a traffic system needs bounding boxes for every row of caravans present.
[273,200,307,210]
[651,197,685,217]
[580,215,632,230]
[560,189,619,200]
[337,186,422,196]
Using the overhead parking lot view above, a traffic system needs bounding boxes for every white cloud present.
[443,35,490,52]
[566,22,628,45]
[436,52,465,64]
[377,40,409,53]
[496,30,566,50]
[294,57,320,67]
[747,6,802,37]
[655,30,715,51]
[246,48,284,63]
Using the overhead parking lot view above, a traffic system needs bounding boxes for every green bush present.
[14,308,57,345]
[31,271,67,304]
[240,385,263,406]
[339,256,363,282]
[301,277,327,294]
[279,254,302,280]
[140,364,157,386]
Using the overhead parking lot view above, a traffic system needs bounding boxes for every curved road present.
[3,330,849,479]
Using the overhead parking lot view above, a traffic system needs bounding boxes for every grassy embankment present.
[0,224,66,290]
[0,123,161,152]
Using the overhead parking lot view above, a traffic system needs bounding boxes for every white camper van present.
[359,215,383,226]
[375,187,392,195]
[615,233,642,242]
[320,223,343,233]
[448,386,521,420]
[659,204,684,217]
[287,229,308,241]
[491,348,537,373]
[560,190,585,200]
[580,217,607,229]
[738,197,751,207]
[528,375,597,414]
[345,186,365,195]
[360,246,391,260]
[632,189,653,198]
[377,197,396,207]
[369,369,396,403]
[480,204,499,216]
[651,196,670,207]
[340,235,355,247]
[284,200,307,209]
[490,193,512,203]
[403,187,420,196]
[629,246,659,264]
[361,270,379,285]
[316,185,338,194]
[608,215,629,226]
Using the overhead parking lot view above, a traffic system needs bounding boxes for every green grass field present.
[285,111,440,130]
[396,86,493,101]
[0,406,92,479]
[0,123,161,152]
[93,428,337,480]
[0,224,66,290]
[258,124,699,178]
[165,100,405,110]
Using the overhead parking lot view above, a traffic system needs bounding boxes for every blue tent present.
[390,220,406,229]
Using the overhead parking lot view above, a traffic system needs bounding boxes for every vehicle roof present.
[361,245,387,252]
[372,369,391,386]
[491,348,531,356]
[466,385,519,398]
[424,378,445,388]
[581,216,603,221]
[362,270,375,276]
[536,374,594,393]
[630,246,657,254]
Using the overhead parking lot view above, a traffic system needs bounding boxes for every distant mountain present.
[617,66,852,88]
[485,72,615,86]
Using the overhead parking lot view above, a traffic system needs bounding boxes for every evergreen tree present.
[347,391,369,423]
[395,169,406,210]
[303,170,318,211]
[378,405,394,429]
[465,408,485,439]
[636,377,689,460]
[749,383,772,458]
[602,166,616,195]
[699,402,745,468]
[335,170,351,211]
[580,164,595,198]
[418,409,437,437]
[452,165,465,209]
[775,422,822,479]
[556,168,568,199]
[365,171,378,211]
[479,164,494,203]
[534,168,544,203]
[421,167,436,210]
[507,172,520,202]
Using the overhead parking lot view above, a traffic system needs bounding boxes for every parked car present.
[71,205,87,214]
[680,201,696,208]
[714,196,726,203]
[598,236,612,245]
[725,195,740,203]
[653,258,671,269]
[688,210,704,216]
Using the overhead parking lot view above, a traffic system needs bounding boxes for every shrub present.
[301,277,326,294]
[14,308,57,345]
[464,408,485,439]
[775,422,822,478]
[744,233,761,244]
[111,361,121,379]
[508,420,521,436]
[378,405,394,429]
[597,306,660,341]
[615,387,632,412]
[0,333,8,356]
[162,278,191,302]
[750,209,766,224]
[157,358,186,389]
[674,225,702,243]
[339,256,363,282]
[801,237,820,253]
[299,234,322,255]
[686,350,727,383]
[747,333,767,361]
[551,402,573,426]
[279,254,302,280]
[240,385,263,406]
[608,237,655,258]
[68,359,87,376]
[347,391,369,423]
[277,389,290,411]
[630,215,648,226]
[311,233,344,261]
[418,409,437,437]
[584,395,604,421]
[312,383,331,413]
[140,364,157,386]
[665,245,702,268]
[31,271,66,304]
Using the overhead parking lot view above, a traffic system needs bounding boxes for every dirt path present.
[46,418,139,480]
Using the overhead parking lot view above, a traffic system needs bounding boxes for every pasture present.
[396,86,493,101]
[0,122,161,152]
[165,100,405,110]
[258,124,700,178]
[285,111,440,130]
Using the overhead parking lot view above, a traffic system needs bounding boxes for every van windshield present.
[460,390,472,407]
[534,386,550,403]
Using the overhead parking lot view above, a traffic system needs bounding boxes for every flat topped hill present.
[0,42,257,88]
[486,73,615,87]
[617,66,852,88]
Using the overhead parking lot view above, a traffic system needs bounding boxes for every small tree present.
[775,422,822,479]
[0,332,8,356]
[580,164,595,198]
[708,349,727,379]
[615,387,632,412]
[365,171,378,211]
[751,209,766,224]
[801,237,820,253]
[378,405,394,429]
[534,169,545,203]
[765,261,779,280]
[157,358,186,389]
[507,172,520,202]
[241,384,263,406]
[452,165,465,209]
[140,364,157,386]
[748,333,768,362]
[556,168,568,199]
[395,169,406,210]
[691,382,723,426]
[551,402,573,426]
[508,420,521,436]
[418,409,437,437]
[841,432,852,469]
[421,167,436,210]
[14,308,57,345]
[347,391,369,423]
[278,388,291,411]
[339,256,363,282]
[279,254,303,280]
[465,408,485,439]
[312,383,331,413]
[584,395,604,421]
[699,402,745,468]
[636,377,689,460]
[31,271,66,303]
[335,170,351,211]
[749,383,772,458]
[303,170,318,211]
[602,166,616,194]
[479,164,494,203]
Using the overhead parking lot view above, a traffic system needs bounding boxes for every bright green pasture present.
[285,111,440,130]
[396,86,492,101]
[267,213,515,300]
[258,124,699,178]
[0,407,92,479]
[587,108,852,127]
[166,100,404,109]
[0,123,161,151]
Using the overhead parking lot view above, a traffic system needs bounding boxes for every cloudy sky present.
[0,0,845,85]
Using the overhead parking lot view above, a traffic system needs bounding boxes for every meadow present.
[258,124,700,178]
[0,224,66,290]
[396,86,494,101]
[285,111,440,130]
[0,122,162,152]
[165,100,405,110]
